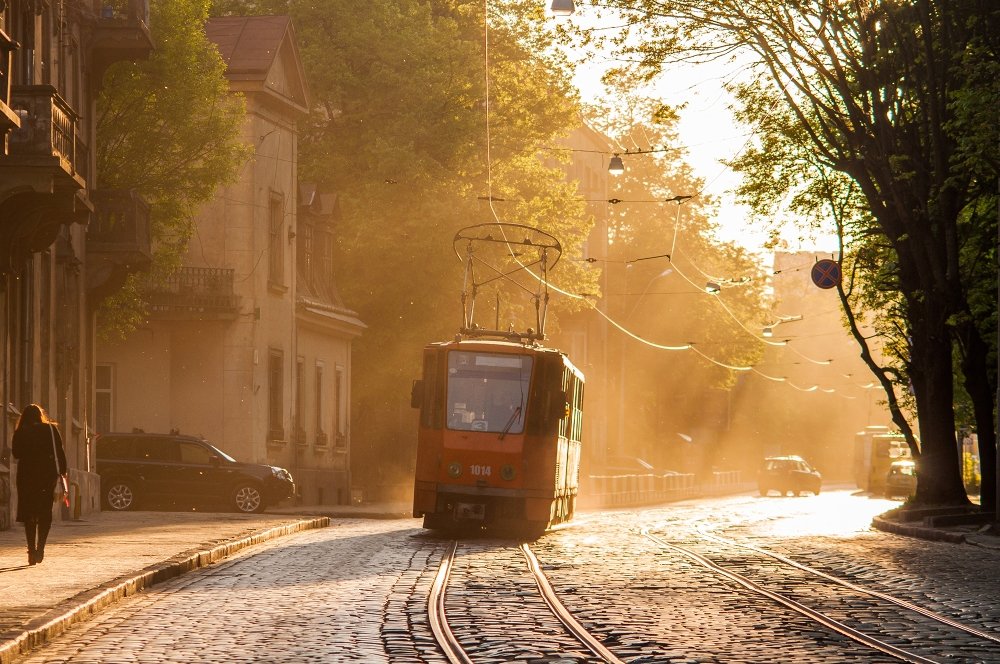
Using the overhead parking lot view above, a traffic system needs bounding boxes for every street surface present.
[17,490,1000,663]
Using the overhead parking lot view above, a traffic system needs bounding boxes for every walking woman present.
[12,404,68,565]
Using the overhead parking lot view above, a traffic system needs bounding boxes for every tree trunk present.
[909,300,970,505]
[957,321,996,512]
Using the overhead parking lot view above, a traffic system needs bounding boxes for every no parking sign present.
[811,259,841,289]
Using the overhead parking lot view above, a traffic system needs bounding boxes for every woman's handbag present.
[50,424,69,505]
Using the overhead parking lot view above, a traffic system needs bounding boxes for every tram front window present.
[447,351,532,433]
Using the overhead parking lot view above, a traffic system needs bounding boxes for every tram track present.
[695,527,1000,646]
[642,527,999,664]
[428,539,623,664]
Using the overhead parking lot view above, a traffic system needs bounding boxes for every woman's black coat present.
[12,422,67,522]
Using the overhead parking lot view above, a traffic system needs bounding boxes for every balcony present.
[0,29,19,140]
[1,85,85,191]
[148,267,240,320]
[87,0,154,83]
[88,190,151,262]
[85,189,152,298]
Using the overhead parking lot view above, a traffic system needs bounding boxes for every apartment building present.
[0,0,153,529]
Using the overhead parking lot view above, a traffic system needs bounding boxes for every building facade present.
[0,0,153,529]
[544,122,615,477]
[97,16,363,507]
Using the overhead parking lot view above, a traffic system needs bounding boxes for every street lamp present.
[762,314,802,337]
[608,154,624,176]
[627,267,673,319]
[550,0,575,16]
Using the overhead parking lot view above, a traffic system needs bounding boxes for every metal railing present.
[9,85,79,177]
[91,0,150,27]
[581,470,746,508]
[89,189,150,258]
[147,267,239,315]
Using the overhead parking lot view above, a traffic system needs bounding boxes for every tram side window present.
[557,369,582,441]
[418,351,446,429]
[446,351,532,434]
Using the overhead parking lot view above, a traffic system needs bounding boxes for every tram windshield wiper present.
[498,406,522,440]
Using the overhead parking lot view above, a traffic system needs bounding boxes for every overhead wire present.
[476,3,858,397]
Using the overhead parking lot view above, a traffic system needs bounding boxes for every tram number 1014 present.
[470,464,492,477]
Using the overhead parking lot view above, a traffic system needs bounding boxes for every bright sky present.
[556,8,839,257]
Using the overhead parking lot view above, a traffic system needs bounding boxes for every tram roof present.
[422,338,583,378]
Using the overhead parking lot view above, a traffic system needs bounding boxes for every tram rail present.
[643,527,999,663]
[427,540,623,664]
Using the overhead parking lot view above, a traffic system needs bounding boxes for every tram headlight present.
[447,462,462,478]
[500,464,515,481]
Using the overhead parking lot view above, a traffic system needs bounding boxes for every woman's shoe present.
[27,549,36,565]
[35,549,44,563]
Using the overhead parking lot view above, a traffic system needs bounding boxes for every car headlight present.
[272,466,293,482]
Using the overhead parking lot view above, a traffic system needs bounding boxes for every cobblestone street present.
[11,490,1000,663]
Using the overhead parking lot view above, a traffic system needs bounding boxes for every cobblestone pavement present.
[9,491,1000,663]
[15,519,433,664]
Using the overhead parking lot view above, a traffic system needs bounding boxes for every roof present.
[205,15,309,114]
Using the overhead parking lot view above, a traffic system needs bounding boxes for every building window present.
[315,363,326,445]
[268,193,284,286]
[294,356,305,443]
[318,224,334,289]
[95,364,114,433]
[335,365,345,446]
[268,349,284,440]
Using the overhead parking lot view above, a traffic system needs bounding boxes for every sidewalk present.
[0,503,413,664]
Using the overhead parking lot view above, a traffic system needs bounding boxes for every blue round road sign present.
[811,259,841,289]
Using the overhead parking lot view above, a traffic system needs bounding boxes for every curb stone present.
[871,515,966,544]
[0,517,329,664]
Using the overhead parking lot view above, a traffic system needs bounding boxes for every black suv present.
[95,433,295,513]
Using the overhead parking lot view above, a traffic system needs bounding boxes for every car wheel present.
[232,483,265,513]
[104,479,136,511]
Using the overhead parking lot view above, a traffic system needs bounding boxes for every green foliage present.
[211,0,593,482]
[96,0,251,341]
[95,276,148,345]
[574,0,997,504]
[572,87,768,466]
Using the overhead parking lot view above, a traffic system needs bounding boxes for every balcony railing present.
[0,29,18,139]
[8,85,82,187]
[88,189,151,263]
[147,267,239,318]
[92,0,151,27]
[87,0,153,83]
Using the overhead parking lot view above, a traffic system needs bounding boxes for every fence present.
[579,470,746,509]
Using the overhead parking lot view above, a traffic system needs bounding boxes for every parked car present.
[884,459,917,499]
[95,432,295,513]
[757,455,822,496]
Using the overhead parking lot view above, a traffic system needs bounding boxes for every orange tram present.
[410,337,584,533]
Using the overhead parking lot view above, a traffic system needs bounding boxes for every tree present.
[580,84,769,471]
[580,0,999,506]
[96,0,251,342]
[212,0,597,488]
